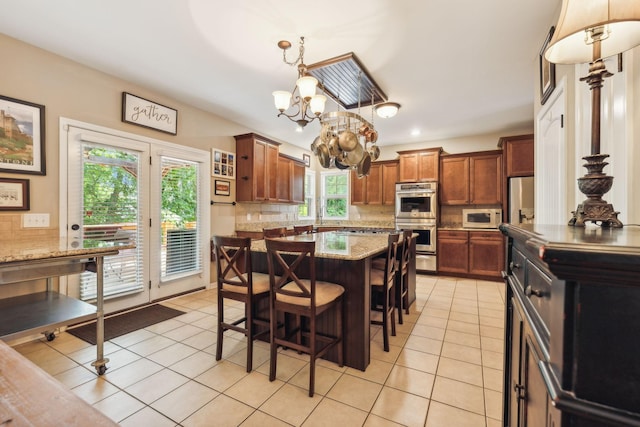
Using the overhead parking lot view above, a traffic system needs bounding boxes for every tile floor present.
[13,275,505,427]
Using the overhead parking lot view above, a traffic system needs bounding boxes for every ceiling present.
[0,0,559,150]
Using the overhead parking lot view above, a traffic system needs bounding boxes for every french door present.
[61,120,210,313]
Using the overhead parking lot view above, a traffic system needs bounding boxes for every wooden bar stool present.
[212,235,273,372]
[370,233,400,352]
[263,227,287,238]
[265,239,344,397]
[293,224,314,235]
[396,229,413,324]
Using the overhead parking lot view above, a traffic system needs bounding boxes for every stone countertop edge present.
[0,239,136,264]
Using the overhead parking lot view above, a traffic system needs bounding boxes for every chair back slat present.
[263,227,287,238]
[265,239,316,303]
[212,235,252,289]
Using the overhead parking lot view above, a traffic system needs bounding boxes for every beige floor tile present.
[326,374,383,412]
[479,307,504,319]
[196,360,250,392]
[46,332,92,354]
[482,349,504,370]
[162,323,205,342]
[404,335,443,356]
[119,406,177,427]
[110,328,157,347]
[183,394,255,427]
[481,336,504,353]
[363,413,405,426]
[486,416,503,427]
[146,341,198,366]
[72,376,120,405]
[448,312,479,324]
[103,357,163,389]
[372,329,410,348]
[424,307,450,319]
[444,330,481,348]
[170,349,218,378]
[128,334,176,357]
[143,317,184,334]
[256,352,308,382]
[410,324,445,340]
[370,386,429,427]
[150,380,219,423]
[480,324,504,339]
[125,368,189,404]
[451,305,479,316]
[54,364,97,389]
[425,401,486,427]
[416,315,448,329]
[395,348,439,374]
[303,397,369,427]
[66,341,121,365]
[447,319,481,335]
[346,358,394,385]
[431,376,485,415]
[92,390,146,423]
[485,389,502,420]
[437,357,483,387]
[289,364,343,396]
[226,341,271,370]
[181,329,216,350]
[97,348,142,372]
[483,366,503,392]
[370,341,402,364]
[385,365,435,398]
[23,346,77,376]
[441,342,482,365]
[259,383,322,426]
[479,315,504,328]
[191,314,217,330]
[225,371,285,407]
[240,410,291,427]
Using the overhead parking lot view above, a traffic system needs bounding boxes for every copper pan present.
[316,143,331,168]
[356,151,372,178]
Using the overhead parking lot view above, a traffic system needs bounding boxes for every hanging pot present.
[358,123,370,136]
[310,136,321,155]
[335,157,351,170]
[368,144,380,161]
[320,123,332,143]
[365,129,378,143]
[343,143,364,166]
[316,143,331,168]
[357,151,372,178]
[328,136,342,157]
[338,130,359,152]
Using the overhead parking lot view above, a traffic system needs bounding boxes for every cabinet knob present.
[525,285,544,298]
[514,384,526,399]
[509,261,521,271]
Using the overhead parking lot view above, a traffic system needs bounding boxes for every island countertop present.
[0,238,135,264]
[250,231,389,260]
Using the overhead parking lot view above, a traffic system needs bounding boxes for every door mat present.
[67,304,185,345]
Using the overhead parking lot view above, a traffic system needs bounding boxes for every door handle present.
[525,285,544,298]
[71,224,80,231]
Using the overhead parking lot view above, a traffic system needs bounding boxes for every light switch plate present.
[23,213,50,228]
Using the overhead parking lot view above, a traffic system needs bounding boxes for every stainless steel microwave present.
[462,208,502,229]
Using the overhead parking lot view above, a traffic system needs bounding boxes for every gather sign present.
[121,92,178,135]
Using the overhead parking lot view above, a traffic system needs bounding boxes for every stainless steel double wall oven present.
[395,182,437,272]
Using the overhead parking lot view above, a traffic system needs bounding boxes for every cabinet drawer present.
[510,247,526,291]
[526,261,552,335]
[440,230,468,239]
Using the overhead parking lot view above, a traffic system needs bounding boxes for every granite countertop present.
[250,231,389,261]
[0,238,135,264]
[438,226,502,232]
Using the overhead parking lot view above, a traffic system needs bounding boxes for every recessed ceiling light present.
[411,129,421,137]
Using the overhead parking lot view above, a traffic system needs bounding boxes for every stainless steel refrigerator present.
[508,176,534,224]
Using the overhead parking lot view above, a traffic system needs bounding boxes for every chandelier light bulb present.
[310,95,327,115]
[272,91,292,112]
[296,76,318,100]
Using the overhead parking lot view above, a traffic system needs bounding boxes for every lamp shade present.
[296,76,318,100]
[545,0,640,64]
[273,91,292,111]
[309,95,326,115]
[375,102,400,119]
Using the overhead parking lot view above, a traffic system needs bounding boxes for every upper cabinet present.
[235,133,304,203]
[397,147,442,182]
[499,134,534,177]
[440,150,503,205]
[351,160,398,206]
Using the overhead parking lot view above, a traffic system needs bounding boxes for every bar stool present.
[212,235,273,372]
[370,233,400,352]
[293,224,314,235]
[265,238,344,397]
[396,229,413,324]
[263,227,287,238]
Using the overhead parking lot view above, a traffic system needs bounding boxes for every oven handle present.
[396,190,435,196]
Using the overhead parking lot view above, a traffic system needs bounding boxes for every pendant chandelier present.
[272,37,327,131]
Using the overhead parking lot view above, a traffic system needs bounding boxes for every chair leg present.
[381,295,390,352]
[397,278,404,325]
[216,297,224,361]
[245,300,253,373]
[309,313,316,397]
[269,304,277,382]
[337,298,344,367]
[404,272,410,315]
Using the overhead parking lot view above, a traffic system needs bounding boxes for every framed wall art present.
[0,177,30,210]
[214,179,230,196]
[121,92,178,135]
[303,153,311,167]
[0,95,46,175]
[211,148,235,179]
[539,26,556,105]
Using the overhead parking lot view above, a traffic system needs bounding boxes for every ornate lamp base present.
[568,154,623,228]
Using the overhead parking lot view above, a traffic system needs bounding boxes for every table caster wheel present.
[96,365,108,375]
[45,332,55,342]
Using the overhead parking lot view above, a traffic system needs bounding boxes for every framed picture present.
[121,92,178,135]
[0,177,30,210]
[214,179,230,196]
[211,148,235,179]
[0,95,46,175]
[539,26,556,105]
[303,153,311,167]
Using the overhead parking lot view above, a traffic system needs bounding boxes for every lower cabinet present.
[437,230,504,279]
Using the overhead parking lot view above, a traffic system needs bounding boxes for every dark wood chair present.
[212,235,273,372]
[293,224,314,235]
[265,239,344,397]
[315,226,342,232]
[370,233,400,352]
[396,229,413,324]
[263,227,287,238]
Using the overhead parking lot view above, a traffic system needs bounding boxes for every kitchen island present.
[249,231,416,371]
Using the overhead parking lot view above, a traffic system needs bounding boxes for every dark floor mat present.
[66,304,185,345]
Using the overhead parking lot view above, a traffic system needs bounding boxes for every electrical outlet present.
[23,213,50,228]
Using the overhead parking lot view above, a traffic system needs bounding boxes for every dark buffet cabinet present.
[501,224,640,427]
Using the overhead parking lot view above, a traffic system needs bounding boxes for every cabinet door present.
[266,144,279,201]
[440,157,469,205]
[382,161,398,205]
[437,231,469,273]
[507,295,525,427]
[469,232,505,278]
[505,136,534,177]
[366,163,383,205]
[523,334,548,427]
[253,140,268,201]
[291,162,305,204]
[398,153,419,182]
[470,153,502,204]
[276,156,291,202]
[418,151,439,181]
[351,170,367,205]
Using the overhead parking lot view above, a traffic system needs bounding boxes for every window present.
[320,170,349,220]
[298,169,315,220]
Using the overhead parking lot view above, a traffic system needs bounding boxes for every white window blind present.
[79,144,144,301]
[160,156,202,279]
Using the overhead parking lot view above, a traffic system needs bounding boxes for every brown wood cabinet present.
[437,229,504,279]
[499,134,534,177]
[276,155,292,202]
[351,160,397,205]
[440,150,502,205]
[397,147,442,182]
[291,161,305,204]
